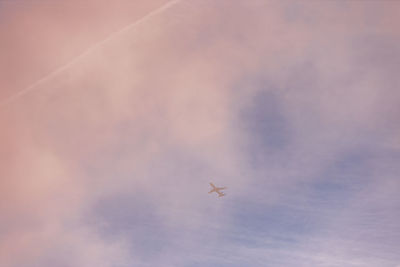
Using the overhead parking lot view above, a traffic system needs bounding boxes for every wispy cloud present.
[1,1,399,266]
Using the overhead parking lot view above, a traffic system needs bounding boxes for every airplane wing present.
[218,192,225,197]
[209,183,216,188]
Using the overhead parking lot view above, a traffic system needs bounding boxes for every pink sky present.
[1,1,400,266]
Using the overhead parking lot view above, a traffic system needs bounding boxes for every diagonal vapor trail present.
[0,0,181,109]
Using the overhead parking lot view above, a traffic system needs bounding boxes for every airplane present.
[209,183,227,197]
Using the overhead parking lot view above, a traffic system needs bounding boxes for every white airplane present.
[208,183,227,197]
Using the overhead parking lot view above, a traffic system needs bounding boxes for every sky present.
[1,0,400,266]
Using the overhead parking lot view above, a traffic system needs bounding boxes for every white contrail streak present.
[0,0,181,109]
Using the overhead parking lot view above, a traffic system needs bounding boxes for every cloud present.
[1,1,400,266]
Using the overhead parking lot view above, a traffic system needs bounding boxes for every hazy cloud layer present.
[1,1,399,266]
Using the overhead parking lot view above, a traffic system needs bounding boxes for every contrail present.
[0,0,181,109]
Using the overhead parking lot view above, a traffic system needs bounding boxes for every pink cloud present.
[1,1,400,266]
